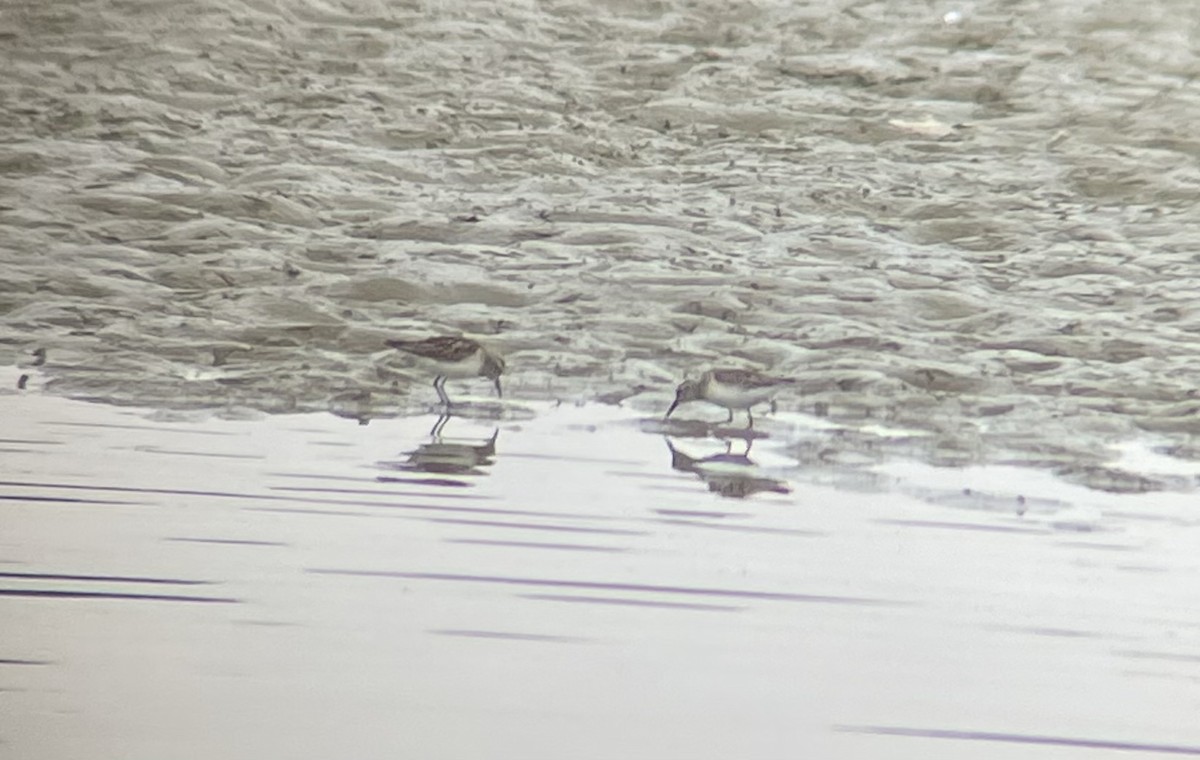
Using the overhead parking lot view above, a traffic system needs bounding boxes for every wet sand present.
[4,0,1200,489]
[3,378,1198,759]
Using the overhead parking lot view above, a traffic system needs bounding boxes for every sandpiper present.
[386,336,504,406]
[665,368,795,428]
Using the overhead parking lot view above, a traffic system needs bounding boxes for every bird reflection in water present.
[391,413,500,477]
[665,436,791,499]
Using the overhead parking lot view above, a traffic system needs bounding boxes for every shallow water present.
[2,380,1199,758]
[4,0,1200,490]
[3,2,1200,754]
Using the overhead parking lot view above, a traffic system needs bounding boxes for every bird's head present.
[665,379,702,418]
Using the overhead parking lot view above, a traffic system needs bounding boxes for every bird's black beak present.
[664,397,680,419]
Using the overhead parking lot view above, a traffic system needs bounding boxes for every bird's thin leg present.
[746,407,755,429]
[434,376,450,407]
[430,413,450,438]
[725,408,734,424]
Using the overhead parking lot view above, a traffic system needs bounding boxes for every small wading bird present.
[386,336,504,406]
[665,368,796,428]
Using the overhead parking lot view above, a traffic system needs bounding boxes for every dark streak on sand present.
[165,537,288,547]
[0,589,238,603]
[520,593,741,612]
[0,571,213,585]
[836,725,1200,756]
[0,494,139,506]
[446,538,627,553]
[429,629,585,643]
[307,569,903,607]
[427,518,647,536]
